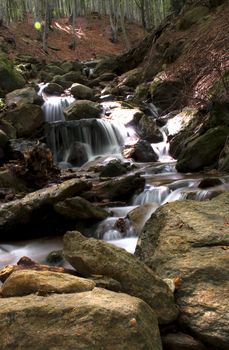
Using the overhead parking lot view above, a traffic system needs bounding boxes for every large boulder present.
[135,192,229,349]
[138,114,163,143]
[82,173,145,203]
[54,196,109,221]
[1,104,44,138]
[62,71,87,85]
[176,126,229,172]
[0,270,95,297]
[0,56,26,93]
[123,140,158,162]
[0,288,162,350]
[61,60,83,73]
[63,231,178,324]
[99,159,128,178]
[43,83,64,96]
[0,178,91,238]
[64,100,101,120]
[70,83,94,100]
[5,87,43,108]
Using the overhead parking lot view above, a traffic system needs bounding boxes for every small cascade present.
[39,82,75,122]
[151,129,174,163]
[95,217,135,241]
[42,96,74,122]
[46,119,128,165]
[133,184,170,205]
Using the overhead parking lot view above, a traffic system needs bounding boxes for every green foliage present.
[0,98,5,109]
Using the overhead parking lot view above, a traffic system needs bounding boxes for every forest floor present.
[0,15,145,62]
[0,2,228,104]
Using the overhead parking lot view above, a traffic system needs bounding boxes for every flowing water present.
[1,90,228,269]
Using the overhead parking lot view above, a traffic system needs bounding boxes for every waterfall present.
[42,96,75,122]
[46,119,128,166]
[151,129,174,163]
[133,184,171,205]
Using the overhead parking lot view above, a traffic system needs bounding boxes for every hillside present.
[0,14,145,62]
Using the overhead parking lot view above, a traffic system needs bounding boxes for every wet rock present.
[0,288,162,350]
[0,178,91,236]
[162,332,207,350]
[5,87,43,108]
[198,177,223,188]
[82,173,145,203]
[138,114,163,142]
[66,141,89,165]
[99,159,127,178]
[64,231,178,324]
[123,140,158,162]
[128,203,159,235]
[64,100,101,120]
[43,82,64,96]
[46,250,63,265]
[0,270,95,297]
[0,56,26,93]
[70,83,93,100]
[54,196,109,221]
[176,126,229,172]
[1,104,44,138]
[135,192,229,349]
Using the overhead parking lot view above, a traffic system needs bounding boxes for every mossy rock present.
[177,6,210,30]
[2,104,44,138]
[0,55,26,93]
[176,126,229,172]
[133,83,150,102]
[45,65,65,75]
[62,71,87,85]
[150,75,183,112]
[64,100,102,121]
[94,57,118,76]
[118,68,143,89]
[51,75,72,89]
[70,83,94,100]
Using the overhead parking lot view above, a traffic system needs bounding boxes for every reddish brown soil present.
[147,2,229,104]
[0,15,145,62]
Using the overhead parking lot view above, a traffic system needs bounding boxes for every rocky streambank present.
[0,192,228,349]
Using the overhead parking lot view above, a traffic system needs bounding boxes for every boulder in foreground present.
[136,192,229,349]
[63,231,178,324]
[0,288,162,350]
